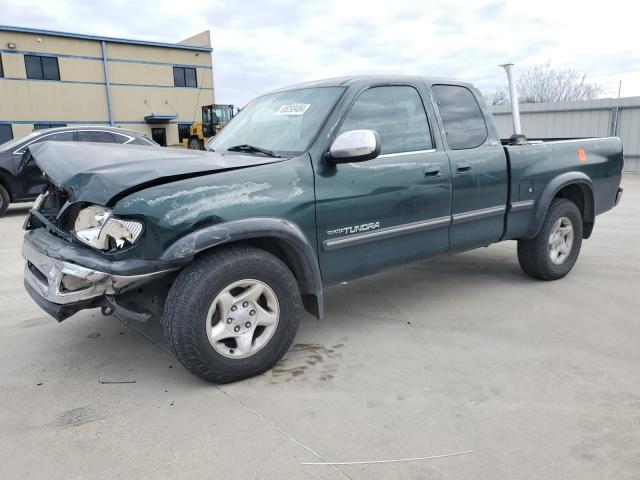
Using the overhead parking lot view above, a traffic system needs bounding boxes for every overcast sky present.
[2,0,639,106]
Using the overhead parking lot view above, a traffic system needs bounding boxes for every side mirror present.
[326,129,380,164]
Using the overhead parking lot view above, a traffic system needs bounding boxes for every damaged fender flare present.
[160,217,324,319]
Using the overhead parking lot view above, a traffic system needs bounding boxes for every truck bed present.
[502,137,624,241]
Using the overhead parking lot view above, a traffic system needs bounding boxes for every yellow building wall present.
[0,31,102,58]
[1,52,27,77]
[59,57,105,83]
[107,43,212,68]
[0,80,110,121]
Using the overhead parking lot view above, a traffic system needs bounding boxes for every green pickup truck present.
[22,76,624,383]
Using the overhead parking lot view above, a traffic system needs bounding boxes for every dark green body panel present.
[503,137,623,240]
[113,155,318,261]
[28,76,624,295]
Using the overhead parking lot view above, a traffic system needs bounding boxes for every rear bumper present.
[22,229,176,321]
[614,187,623,207]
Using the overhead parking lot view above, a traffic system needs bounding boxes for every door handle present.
[457,162,471,173]
[423,164,442,177]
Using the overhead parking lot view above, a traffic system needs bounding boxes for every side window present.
[338,86,432,155]
[432,85,488,150]
[173,67,197,88]
[30,131,74,146]
[0,124,13,144]
[77,131,116,143]
[25,55,60,81]
[111,133,133,144]
[45,132,74,142]
[34,124,67,130]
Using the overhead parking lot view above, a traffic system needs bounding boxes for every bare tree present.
[484,89,509,106]
[490,62,603,104]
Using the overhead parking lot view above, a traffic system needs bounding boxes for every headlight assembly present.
[74,205,143,250]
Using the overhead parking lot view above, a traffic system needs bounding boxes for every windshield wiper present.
[226,144,281,158]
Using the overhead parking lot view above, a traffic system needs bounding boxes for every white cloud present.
[1,0,638,104]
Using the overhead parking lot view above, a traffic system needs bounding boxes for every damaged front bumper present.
[23,228,178,321]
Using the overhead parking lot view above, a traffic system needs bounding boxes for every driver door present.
[314,84,452,284]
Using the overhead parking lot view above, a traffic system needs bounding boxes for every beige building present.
[0,25,214,146]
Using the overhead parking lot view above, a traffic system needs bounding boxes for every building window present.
[0,54,4,78]
[173,67,197,88]
[34,124,66,130]
[25,55,60,81]
[178,124,192,143]
[0,124,13,144]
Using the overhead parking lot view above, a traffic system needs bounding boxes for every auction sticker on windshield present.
[276,103,311,116]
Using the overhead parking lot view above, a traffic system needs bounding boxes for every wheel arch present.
[160,217,324,319]
[0,168,16,201]
[525,171,595,240]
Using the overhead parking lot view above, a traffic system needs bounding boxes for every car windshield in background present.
[207,86,345,156]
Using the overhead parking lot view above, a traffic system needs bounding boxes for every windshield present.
[0,131,42,152]
[207,87,344,156]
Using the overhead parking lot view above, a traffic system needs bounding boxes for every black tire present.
[0,184,9,218]
[162,246,302,383]
[517,198,583,280]
[188,137,204,150]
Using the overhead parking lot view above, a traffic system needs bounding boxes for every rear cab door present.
[429,82,508,251]
[313,79,453,284]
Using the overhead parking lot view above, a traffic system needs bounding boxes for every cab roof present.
[267,75,477,94]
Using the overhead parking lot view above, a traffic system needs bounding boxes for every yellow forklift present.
[185,104,236,149]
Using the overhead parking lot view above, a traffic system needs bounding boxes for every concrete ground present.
[1,176,639,480]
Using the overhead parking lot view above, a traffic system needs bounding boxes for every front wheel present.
[162,246,302,383]
[517,198,583,280]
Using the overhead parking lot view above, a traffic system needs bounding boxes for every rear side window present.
[338,86,432,155]
[432,85,488,150]
[78,131,117,143]
[24,131,74,151]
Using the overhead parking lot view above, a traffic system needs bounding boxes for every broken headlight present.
[74,205,143,250]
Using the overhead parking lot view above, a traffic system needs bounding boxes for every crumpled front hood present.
[29,141,285,205]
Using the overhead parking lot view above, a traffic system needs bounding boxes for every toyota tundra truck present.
[21,76,624,383]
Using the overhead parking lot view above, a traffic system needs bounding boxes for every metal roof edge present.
[0,25,212,52]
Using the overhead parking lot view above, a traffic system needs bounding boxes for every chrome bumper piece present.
[23,239,168,306]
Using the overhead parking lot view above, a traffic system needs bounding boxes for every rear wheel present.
[188,137,204,150]
[162,246,302,383]
[0,184,10,218]
[517,198,583,280]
